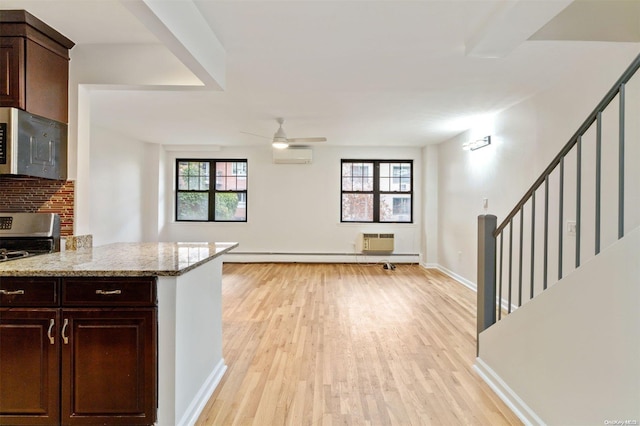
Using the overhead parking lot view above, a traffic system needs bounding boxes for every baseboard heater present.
[226,251,412,256]
[223,250,418,264]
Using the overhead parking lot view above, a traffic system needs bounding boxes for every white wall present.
[435,45,640,289]
[156,256,227,426]
[88,135,423,259]
[159,145,422,261]
[477,226,640,425]
[422,145,439,267]
[89,126,158,246]
[69,44,204,235]
[436,107,537,286]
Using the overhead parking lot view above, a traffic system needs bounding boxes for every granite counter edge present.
[0,243,239,278]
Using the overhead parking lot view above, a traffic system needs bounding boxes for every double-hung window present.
[176,159,248,222]
[341,160,412,223]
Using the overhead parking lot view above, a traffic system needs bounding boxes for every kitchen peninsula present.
[0,241,238,426]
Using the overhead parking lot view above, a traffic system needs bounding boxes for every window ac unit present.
[357,233,394,253]
[273,148,313,164]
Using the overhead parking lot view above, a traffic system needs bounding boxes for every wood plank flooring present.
[196,263,521,426]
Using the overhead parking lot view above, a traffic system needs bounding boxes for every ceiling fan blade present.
[287,137,327,143]
[240,131,270,139]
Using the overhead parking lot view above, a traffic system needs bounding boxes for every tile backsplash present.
[0,176,74,236]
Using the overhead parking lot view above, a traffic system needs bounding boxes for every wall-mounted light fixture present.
[463,135,491,151]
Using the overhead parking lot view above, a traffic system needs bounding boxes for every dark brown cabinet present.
[0,37,25,109]
[0,309,60,425]
[61,309,156,425]
[0,10,74,123]
[0,276,157,426]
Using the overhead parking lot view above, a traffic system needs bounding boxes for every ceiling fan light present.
[272,140,289,149]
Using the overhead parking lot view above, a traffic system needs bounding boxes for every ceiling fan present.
[242,118,327,149]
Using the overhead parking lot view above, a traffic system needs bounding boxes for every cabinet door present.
[0,309,60,425]
[0,37,25,108]
[24,38,69,123]
[61,309,157,425]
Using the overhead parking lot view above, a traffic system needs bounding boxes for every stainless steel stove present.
[0,213,61,262]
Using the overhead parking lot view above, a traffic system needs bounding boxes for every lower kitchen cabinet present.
[0,277,157,426]
[61,309,157,425]
[0,309,60,425]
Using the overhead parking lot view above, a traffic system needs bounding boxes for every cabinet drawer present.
[62,277,156,307]
[0,277,58,306]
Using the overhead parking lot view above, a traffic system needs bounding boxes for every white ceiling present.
[4,0,640,147]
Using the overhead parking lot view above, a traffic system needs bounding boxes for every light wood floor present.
[196,263,521,426]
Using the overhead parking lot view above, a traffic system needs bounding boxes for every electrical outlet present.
[567,220,576,237]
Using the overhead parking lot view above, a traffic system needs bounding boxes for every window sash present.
[341,159,413,223]
[176,159,247,222]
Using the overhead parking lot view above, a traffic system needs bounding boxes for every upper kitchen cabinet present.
[0,10,74,123]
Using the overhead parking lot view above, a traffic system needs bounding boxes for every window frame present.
[175,158,248,222]
[340,159,413,223]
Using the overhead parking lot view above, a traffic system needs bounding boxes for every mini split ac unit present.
[357,233,395,253]
[273,148,313,164]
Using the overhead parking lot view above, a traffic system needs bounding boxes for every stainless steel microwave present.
[0,107,67,180]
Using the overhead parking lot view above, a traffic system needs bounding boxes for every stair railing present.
[477,52,640,348]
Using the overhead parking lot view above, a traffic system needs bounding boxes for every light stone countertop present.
[0,242,238,277]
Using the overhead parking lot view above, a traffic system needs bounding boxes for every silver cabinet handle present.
[62,318,69,344]
[96,289,122,295]
[47,318,55,345]
[0,289,25,295]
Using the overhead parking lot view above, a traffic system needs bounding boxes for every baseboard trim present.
[421,263,477,292]
[421,264,519,313]
[177,358,227,426]
[474,358,544,426]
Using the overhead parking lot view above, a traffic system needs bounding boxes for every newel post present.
[477,214,497,356]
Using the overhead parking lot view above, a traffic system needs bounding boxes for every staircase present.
[475,54,640,425]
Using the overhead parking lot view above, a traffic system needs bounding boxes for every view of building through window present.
[176,159,247,222]
[341,160,412,223]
